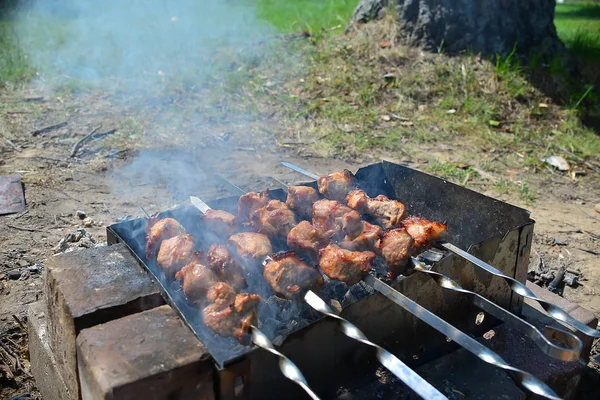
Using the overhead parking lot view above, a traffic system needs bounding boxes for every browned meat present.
[202,282,261,341]
[340,221,382,253]
[202,210,237,240]
[205,244,247,291]
[318,244,376,286]
[401,216,447,252]
[341,210,364,239]
[251,200,298,239]
[346,189,405,230]
[238,190,270,223]
[377,228,414,277]
[227,232,273,264]
[287,221,330,261]
[317,169,355,201]
[145,217,186,259]
[312,199,352,240]
[263,251,324,300]
[157,234,195,278]
[286,185,320,220]
[175,257,218,303]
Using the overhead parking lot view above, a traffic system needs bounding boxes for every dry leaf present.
[539,103,549,108]
[378,41,391,48]
[400,121,414,126]
[381,115,391,121]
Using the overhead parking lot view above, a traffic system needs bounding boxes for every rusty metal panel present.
[0,174,26,215]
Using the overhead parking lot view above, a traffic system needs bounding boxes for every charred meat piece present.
[401,216,447,252]
[202,210,237,240]
[312,199,353,241]
[341,210,364,239]
[287,221,330,261]
[378,228,414,277]
[318,244,376,286]
[286,185,320,220]
[317,169,355,201]
[251,200,298,239]
[340,221,383,253]
[202,282,261,341]
[157,234,195,278]
[175,258,218,303]
[227,232,273,264]
[264,251,324,300]
[145,217,186,259]
[346,189,405,230]
[238,190,270,223]
[206,244,247,291]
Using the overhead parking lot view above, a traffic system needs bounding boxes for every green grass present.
[256,0,357,34]
[0,20,35,85]
[555,2,600,59]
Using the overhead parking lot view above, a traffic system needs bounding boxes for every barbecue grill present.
[105,161,589,400]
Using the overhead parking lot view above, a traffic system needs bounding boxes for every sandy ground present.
[0,88,599,398]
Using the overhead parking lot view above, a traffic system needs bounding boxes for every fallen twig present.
[12,315,26,331]
[70,126,116,158]
[0,133,21,152]
[32,121,68,136]
[576,248,600,256]
[5,224,40,233]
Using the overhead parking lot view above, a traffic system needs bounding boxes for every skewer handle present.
[281,162,320,180]
[364,275,562,400]
[411,260,582,361]
[441,242,600,339]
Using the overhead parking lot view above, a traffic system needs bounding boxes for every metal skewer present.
[212,173,563,399]
[281,161,600,340]
[411,259,582,361]
[138,205,151,218]
[189,196,321,399]
[304,291,448,400]
[439,242,600,339]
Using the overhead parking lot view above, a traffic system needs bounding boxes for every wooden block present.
[77,305,215,400]
[45,244,164,399]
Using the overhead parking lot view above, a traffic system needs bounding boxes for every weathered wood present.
[77,305,214,400]
[45,244,164,398]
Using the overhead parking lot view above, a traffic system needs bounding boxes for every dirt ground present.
[0,86,599,398]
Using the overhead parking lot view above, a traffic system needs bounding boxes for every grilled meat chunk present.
[312,199,353,240]
[401,216,447,252]
[286,185,320,220]
[264,251,324,300]
[340,221,382,253]
[202,282,261,341]
[238,190,270,223]
[157,234,195,278]
[341,210,364,239]
[202,209,237,240]
[206,244,247,291]
[378,228,414,277]
[145,217,186,259]
[227,232,273,264]
[251,200,298,239]
[317,169,355,201]
[175,258,218,303]
[346,189,405,230]
[287,221,330,261]
[318,244,376,286]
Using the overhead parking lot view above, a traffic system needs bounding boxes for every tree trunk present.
[349,0,565,58]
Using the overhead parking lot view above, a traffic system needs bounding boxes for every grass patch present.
[0,20,35,85]
[256,0,357,34]
[555,2,600,60]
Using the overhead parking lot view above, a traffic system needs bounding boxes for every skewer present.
[210,176,562,399]
[138,205,151,218]
[304,291,448,400]
[190,196,446,400]
[281,161,600,340]
[189,196,321,400]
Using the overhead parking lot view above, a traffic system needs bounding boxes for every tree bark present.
[349,0,565,58]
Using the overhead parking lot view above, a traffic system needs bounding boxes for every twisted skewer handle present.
[364,275,562,400]
[251,327,321,400]
[441,242,600,339]
[411,260,582,361]
[304,291,448,400]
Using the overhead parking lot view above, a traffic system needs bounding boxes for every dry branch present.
[32,121,68,136]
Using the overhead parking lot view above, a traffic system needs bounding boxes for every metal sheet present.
[0,174,26,215]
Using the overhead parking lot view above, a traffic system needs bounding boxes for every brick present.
[28,301,74,400]
[76,305,214,400]
[45,244,164,399]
